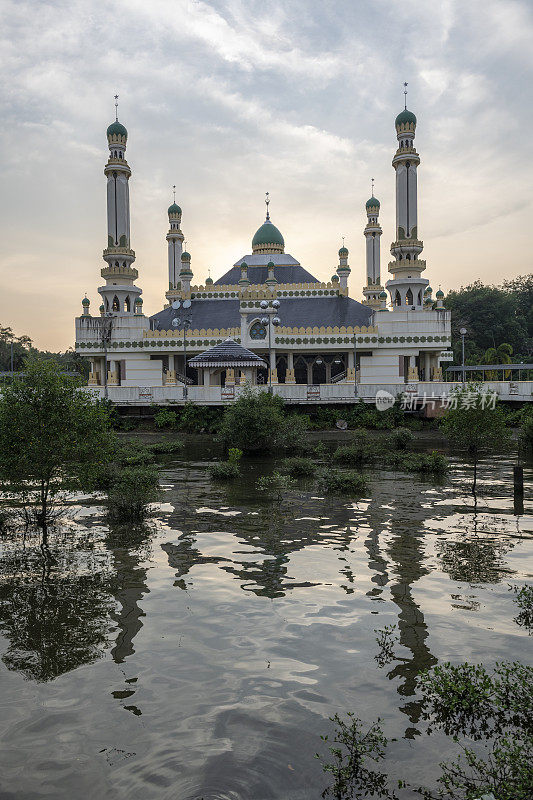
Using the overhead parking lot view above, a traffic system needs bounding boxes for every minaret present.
[336,242,351,290]
[386,84,428,310]
[362,181,385,309]
[167,185,184,289]
[179,250,193,294]
[99,97,141,315]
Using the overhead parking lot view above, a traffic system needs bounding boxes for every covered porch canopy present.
[188,338,267,386]
[445,363,533,381]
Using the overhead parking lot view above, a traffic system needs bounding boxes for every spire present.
[371,177,375,197]
[403,82,408,110]
[114,94,119,121]
[173,184,176,202]
[265,191,270,221]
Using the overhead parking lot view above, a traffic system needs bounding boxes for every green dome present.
[338,246,349,256]
[395,109,417,128]
[135,297,143,304]
[205,276,213,284]
[252,220,284,249]
[107,120,128,138]
[168,202,182,216]
[241,261,248,269]
[379,291,388,299]
[99,304,105,311]
[267,261,275,269]
[332,274,340,282]
[425,286,432,294]
[181,251,191,262]
[365,197,380,209]
[436,289,444,298]
[82,297,90,305]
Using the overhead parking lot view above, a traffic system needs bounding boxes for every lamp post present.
[99,314,114,400]
[171,299,192,399]
[353,332,358,399]
[260,298,281,393]
[459,327,467,386]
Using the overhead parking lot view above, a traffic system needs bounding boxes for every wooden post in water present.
[513,465,524,515]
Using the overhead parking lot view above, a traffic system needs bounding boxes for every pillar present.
[424,352,431,382]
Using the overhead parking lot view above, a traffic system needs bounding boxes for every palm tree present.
[484,343,513,380]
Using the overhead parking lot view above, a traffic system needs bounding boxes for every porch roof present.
[188,338,267,369]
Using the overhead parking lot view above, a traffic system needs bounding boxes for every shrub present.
[177,402,222,434]
[318,468,368,496]
[147,439,184,455]
[218,386,308,454]
[521,410,533,448]
[387,426,413,450]
[383,450,448,475]
[209,447,242,481]
[107,465,161,522]
[332,432,375,468]
[279,456,317,477]
[154,409,177,429]
[209,461,240,480]
[257,471,296,499]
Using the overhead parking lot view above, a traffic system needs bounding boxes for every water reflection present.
[0,443,530,800]
[0,532,115,681]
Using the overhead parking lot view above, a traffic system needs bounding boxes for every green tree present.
[445,281,526,364]
[440,386,512,492]
[484,342,513,379]
[0,359,113,536]
[217,385,308,454]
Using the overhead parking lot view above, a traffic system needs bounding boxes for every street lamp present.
[353,332,358,399]
[99,314,114,400]
[172,299,192,399]
[459,327,467,386]
[260,299,281,392]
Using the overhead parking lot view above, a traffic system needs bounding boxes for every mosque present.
[75,100,452,404]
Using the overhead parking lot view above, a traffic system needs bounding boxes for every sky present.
[0,0,532,351]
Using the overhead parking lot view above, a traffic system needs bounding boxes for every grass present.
[279,456,317,477]
[318,468,369,496]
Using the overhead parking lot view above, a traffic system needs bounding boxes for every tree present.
[0,359,113,538]
[217,385,308,454]
[440,386,512,493]
[445,281,526,365]
[484,342,513,379]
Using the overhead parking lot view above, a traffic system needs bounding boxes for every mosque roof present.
[107,121,127,138]
[395,109,417,127]
[366,197,380,208]
[168,202,182,215]
[218,254,317,285]
[252,219,284,249]
[188,339,267,369]
[150,295,372,332]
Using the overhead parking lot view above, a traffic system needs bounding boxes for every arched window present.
[395,290,402,306]
[417,290,423,305]
[124,296,130,312]
[406,288,413,306]
[105,298,109,310]
[112,295,120,311]
[250,320,267,339]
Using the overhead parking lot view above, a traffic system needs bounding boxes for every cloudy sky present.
[1,0,532,351]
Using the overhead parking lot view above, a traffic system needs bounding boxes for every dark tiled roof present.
[150,299,241,330]
[188,339,267,367]
[216,263,318,285]
[150,295,372,332]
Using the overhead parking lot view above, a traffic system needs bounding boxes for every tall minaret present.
[386,84,428,310]
[99,97,141,314]
[362,181,384,309]
[167,185,184,289]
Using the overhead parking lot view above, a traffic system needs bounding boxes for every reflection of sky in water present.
[0,445,531,799]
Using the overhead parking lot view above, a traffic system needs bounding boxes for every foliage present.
[383,451,449,476]
[107,465,161,522]
[0,359,113,528]
[175,401,222,434]
[415,660,533,800]
[332,432,376,468]
[0,324,89,378]
[317,714,397,799]
[279,456,317,477]
[387,427,413,450]
[209,448,243,481]
[374,624,398,667]
[256,471,297,500]
[217,386,308,454]
[318,468,368,496]
[440,386,512,489]
[510,584,533,634]
[445,280,529,364]
[520,409,533,448]
[154,408,177,429]
[146,439,184,456]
